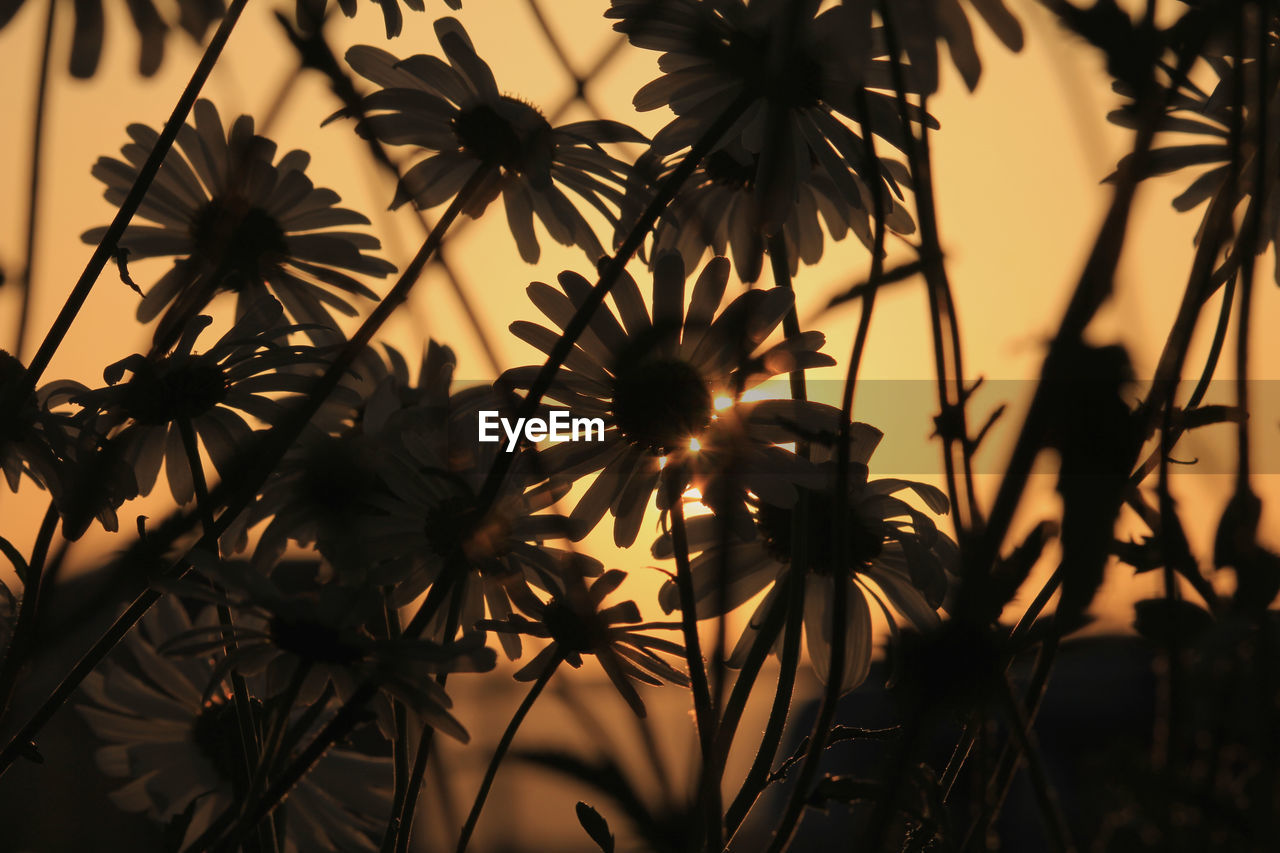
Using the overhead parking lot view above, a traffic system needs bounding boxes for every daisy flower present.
[77,596,391,852]
[83,99,395,344]
[74,298,330,505]
[226,340,453,564]
[654,423,958,695]
[342,17,646,262]
[502,253,835,547]
[345,382,600,657]
[479,568,688,717]
[294,0,458,39]
[627,142,914,283]
[608,0,932,237]
[0,0,225,78]
[162,554,496,742]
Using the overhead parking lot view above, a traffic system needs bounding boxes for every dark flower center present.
[704,150,756,190]
[191,695,264,786]
[296,436,379,521]
[452,100,553,174]
[269,615,365,665]
[754,488,884,576]
[121,360,227,425]
[423,492,511,569]
[696,25,824,109]
[542,599,602,655]
[611,358,713,454]
[190,196,288,285]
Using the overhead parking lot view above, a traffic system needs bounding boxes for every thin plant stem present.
[455,656,561,853]
[178,417,275,853]
[0,502,59,720]
[668,471,720,850]
[13,0,56,360]
[388,582,465,853]
[22,0,253,385]
[723,568,805,840]
[768,236,807,403]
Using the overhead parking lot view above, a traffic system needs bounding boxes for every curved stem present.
[668,471,720,849]
[455,657,560,853]
[13,0,56,359]
[0,502,59,721]
[767,235,806,403]
[23,0,253,384]
[723,568,805,840]
[388,581,465,853]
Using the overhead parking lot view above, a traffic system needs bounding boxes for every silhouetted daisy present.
[295,0,457,39]
[503,253,835,546]
[0,0,224,78]
[77,596,391,852]
[628,143,914,283]
[163,555,495,741]
[75,299,328,505]
[227,341,452,565]
[343,17,645,262]
[348,384,599,657]
[608,0,930,236]
[479,569,687,717]
[84,99,395,343]
[654,424,958,694]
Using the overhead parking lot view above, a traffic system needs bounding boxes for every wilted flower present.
[503,253,835,546]
[0,0,224,78]
[655,423,958,694]
[75,299,329,504]
[480,569,687,717]
[294,0,458,39]
[84,99,395,343]
[608,0,929,238]
[343,17,646,262]
[77,596,391,852]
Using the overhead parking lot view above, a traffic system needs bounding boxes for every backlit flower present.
[654,423,958,694]
[628,142,914,283]
[75,299,328,504]
[343,17,646,262]
[84,99,395,344]
[77,596,391,852]
[480,568,687,717]
[608,0,931,237]
[502,253,835,546]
